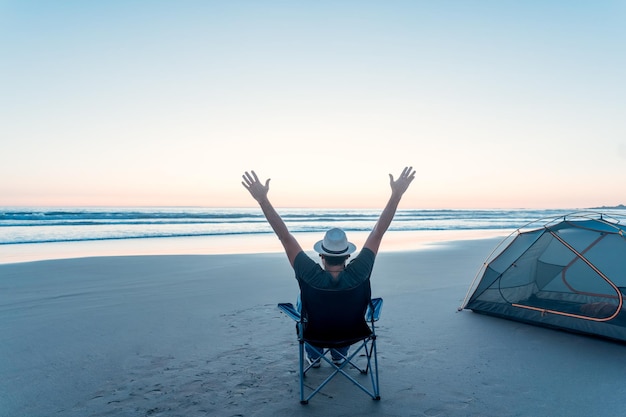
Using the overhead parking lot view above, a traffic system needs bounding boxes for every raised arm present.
[363,166,416,255]
[242,170,303,266]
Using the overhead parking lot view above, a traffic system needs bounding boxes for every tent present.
[460,212,626,342]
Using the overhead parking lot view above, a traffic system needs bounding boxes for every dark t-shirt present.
[293,248,376,290]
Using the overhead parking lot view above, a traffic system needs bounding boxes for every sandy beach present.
[2,237,626,417]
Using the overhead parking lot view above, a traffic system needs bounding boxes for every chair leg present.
[299,340,306,405]
[370,338,381,400]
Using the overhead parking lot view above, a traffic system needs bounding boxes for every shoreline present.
[0,229,508,265]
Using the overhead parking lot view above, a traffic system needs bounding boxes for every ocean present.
[2,207,624,264]
[0,207,595,245]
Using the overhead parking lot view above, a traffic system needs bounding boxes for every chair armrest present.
[366,298,383,322]
[278,303,301,321]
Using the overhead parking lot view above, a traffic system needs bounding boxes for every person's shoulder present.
[294,251,318,270]
[361,247,375,256]
[294,250,312,263]
[347,247,375,269]
[357,247,376,260]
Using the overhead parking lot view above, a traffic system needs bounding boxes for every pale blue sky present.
[2,1,625,208]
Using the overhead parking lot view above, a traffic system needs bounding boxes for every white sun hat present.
[313,228,357,256]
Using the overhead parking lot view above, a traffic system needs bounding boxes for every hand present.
[389,166,415,197]
[242,170,271,202]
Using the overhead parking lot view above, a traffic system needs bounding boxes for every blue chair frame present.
[277,295,382,404]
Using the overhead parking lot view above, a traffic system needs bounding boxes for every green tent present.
[461,212,626,342]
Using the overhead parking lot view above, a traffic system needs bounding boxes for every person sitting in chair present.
[242,167,415,366]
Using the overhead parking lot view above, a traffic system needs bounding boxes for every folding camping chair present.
[277,278,382,404]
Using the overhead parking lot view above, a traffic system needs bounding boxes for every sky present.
[1,1,625,209]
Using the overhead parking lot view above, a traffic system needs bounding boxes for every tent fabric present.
[462,212,626,342]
